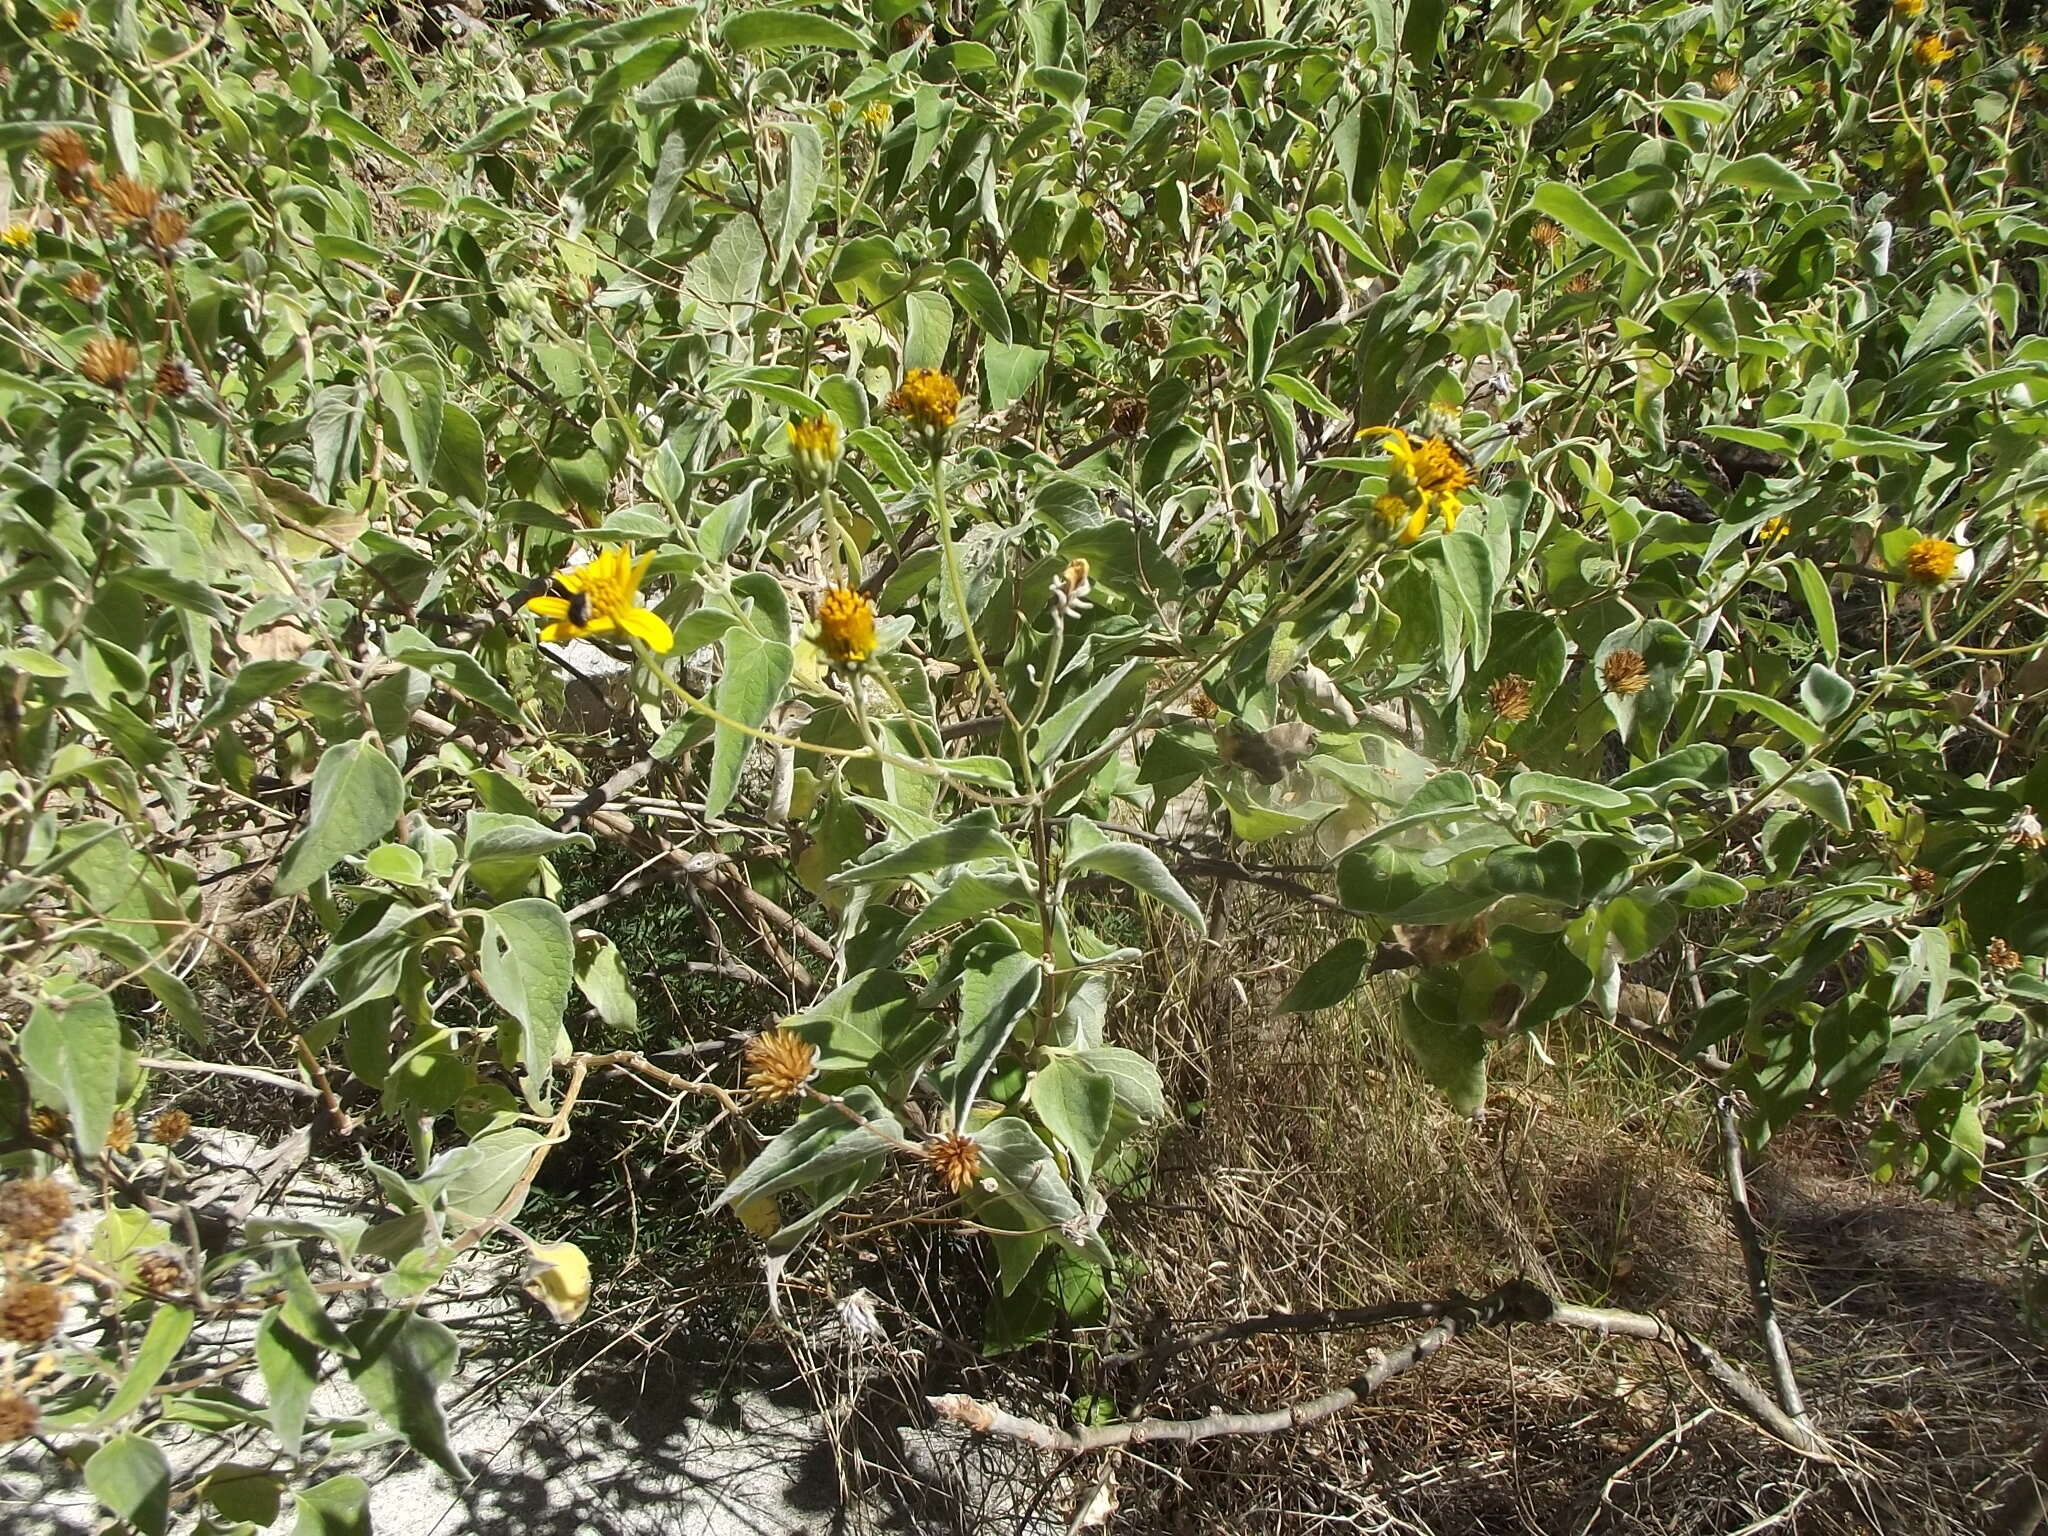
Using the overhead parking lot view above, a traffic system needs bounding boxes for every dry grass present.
[1043,889,2048,1533]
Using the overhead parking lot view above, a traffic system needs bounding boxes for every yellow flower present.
[1361,426,1473,533]
[744,1030,817,1101]
[1914,33,1954,68]
[860,100,893,132]
[786,414,841,488]
[524,545,674,651]
[1902,536,1959,586]
[1757,516,1792,544]
[522,1241,592,1324]
[889,367,962,447]
[815,585,877,666]
[1892,0,1924,19]
[51,6,81,30]
[1,223,32,252]
[1373,491,1427,545]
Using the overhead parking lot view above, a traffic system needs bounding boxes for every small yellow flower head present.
[145,207,189,256]
[2021,43,2045,71]
[101,173,160,228]
[1,222,32,253]
[154,358,198,400]
[860,100,893,133]
[1903,536,1960,586]
[0,1390,38,1444]
[826,97,848,119]
[2027,503,2048,543]
[1602,649,1651,697]
[786,414,841,489]
[0,1178,71,1245]
[889,367,962,450]
[525,545,675,652]
[1757,516,1792,545]
[1926,75,1949,96]
[1710,65,1741,96]
[1049,557,1092,620]
[77,335,134,389]
[1914,32,1955,68]
[924,1131,983,1195]
[51,7,81,30]
[815,585,878,666]
[0,1281,62,1345]
[1488,673,1534,724]
[37,128,92,177]
[134,1250,186,1295]
[1362,426,1473,533]
[744,1029,818,1101]
[1892,0,1925,20]
[1372,491,1427,545]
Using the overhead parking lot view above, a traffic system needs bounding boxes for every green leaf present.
[477,898,575,1090]
[983,341,1049,411]
[718,9,866,50]
[258,1310,321,1459]
[1508,772,1633,813]
[87,1304,194,1429]
[86,1434,172,1536]
[830,808,1013,884]
[204,1464,287,1527]
[1799,663,1854,725]
[1792,558,1839,662]
[1658,289,1738,358]
[1398,992,1487,1115]
[576,938,640,1031]
[462,811,592,884]
[344,1311,464,1479]
[292,1476,372,1536]
[706,629,794,818]
[21,984,122,1154]
[433,1126,546,1223]
[947,938,1044,1123]
[196,659,313,730]
[716,1087,902,1210]
[389,642,522,722]
[275,739,404,895]
[1711,153,1816,199]
[1704,688,1825,748]
[1028,1054,1117,1178]
[1277,937,1373,1013]
[943,258,1012,343]
[1063,828,1205,931]
[1529,181,1650,276]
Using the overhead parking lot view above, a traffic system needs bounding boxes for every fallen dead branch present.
[931,1278,1837,1462]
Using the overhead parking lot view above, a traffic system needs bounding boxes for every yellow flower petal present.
[522,1241,592,1325]
[619,606,674,653]
[525,595,571,620]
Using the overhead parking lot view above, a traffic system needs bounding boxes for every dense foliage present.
[1,0,2045,1524]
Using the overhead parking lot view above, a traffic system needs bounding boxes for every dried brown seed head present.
[1601,649,1651,697]
[0,1282,63,1345]
[0,1179,70,1244]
